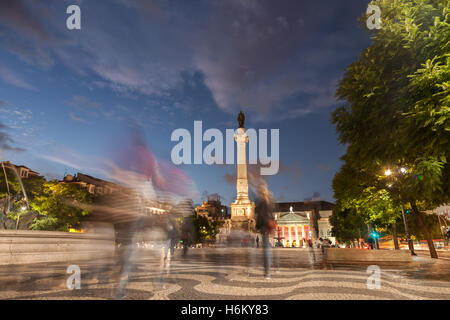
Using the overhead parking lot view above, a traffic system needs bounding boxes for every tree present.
[331,0,449,258]
[192,213,220,244]
[0,168,46,229]
[394,209,442,240]
[30,181,93,231]
[330,204,368,245]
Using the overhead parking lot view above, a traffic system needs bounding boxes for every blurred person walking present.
[255,185,275,279]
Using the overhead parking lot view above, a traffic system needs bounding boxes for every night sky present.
[0,0,372,205]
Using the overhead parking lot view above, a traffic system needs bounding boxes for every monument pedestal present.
[230,200,255,232]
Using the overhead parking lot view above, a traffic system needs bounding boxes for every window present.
[277,226,282,238]
[297,226,302,238]
[304,225,310,240]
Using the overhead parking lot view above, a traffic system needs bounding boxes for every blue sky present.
[0,0,372,205]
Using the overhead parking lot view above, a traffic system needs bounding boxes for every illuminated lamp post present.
[385,167,416,256]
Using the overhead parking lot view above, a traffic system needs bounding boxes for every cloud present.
[224,172,236,185]
[0,121,25,152]
[69,112,87,123]
[68,95,101,110]
[0,0,54,68]
[0,0,50,41]
[0,0,366,122]
[279,161,303,180]
[66,95,104,120]
[66,95,162,128]
[0,65,37,91]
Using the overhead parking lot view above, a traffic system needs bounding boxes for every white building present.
[273,200,335,247]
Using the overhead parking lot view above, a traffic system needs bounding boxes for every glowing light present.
[21,206,26,211]
[384,169,392,176]
[400,167,407,173]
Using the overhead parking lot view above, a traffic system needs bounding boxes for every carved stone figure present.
[237,110,245,128]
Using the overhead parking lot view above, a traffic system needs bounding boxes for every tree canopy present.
[1,168,93,231]
[30,181,93,231]
[330,0,449,255]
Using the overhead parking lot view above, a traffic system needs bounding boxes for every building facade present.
[273,200,335,247]
[61,173,168,219]
[1,161,40,179]
[195,194,229,221]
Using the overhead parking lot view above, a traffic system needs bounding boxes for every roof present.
[63,173,119,188]
[76,173,113,185]
[1,161,40,176]
[276,212,309,224]
[274,201,335,212]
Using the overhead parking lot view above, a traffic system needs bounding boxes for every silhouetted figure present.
[368,237,374,250]
[319,238,325,253]
[115,217,145,299]
[166,217,178,258]
[256,235,260,248]
[181,215,194,257]
[255,187,274,279]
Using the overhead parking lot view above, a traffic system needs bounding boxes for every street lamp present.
[384,167,416,255]
[16,206,27,230]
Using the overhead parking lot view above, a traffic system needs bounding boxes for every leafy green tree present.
[330,204,368,245]
[0,169,20,196]
[0,168,46,229]
[394,210,442,240]
[192,213,220,244]
[30,181,93,231]
[332,0,449,258]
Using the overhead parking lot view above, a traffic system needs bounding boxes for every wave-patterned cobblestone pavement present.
[1,248,449,300]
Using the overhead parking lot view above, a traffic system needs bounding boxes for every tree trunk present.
[392,222,399,250]
[411,202,438,259]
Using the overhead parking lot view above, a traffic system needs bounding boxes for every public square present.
[0,0,449,304]
[1,248,449,300]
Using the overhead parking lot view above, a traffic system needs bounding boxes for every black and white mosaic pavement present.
[1,248,449,300]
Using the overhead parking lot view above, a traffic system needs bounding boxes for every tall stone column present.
[230,112,255,232]
[235,127,250,203]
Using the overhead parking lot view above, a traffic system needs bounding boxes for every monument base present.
[230,201,256,232]
[230,219,255,232]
